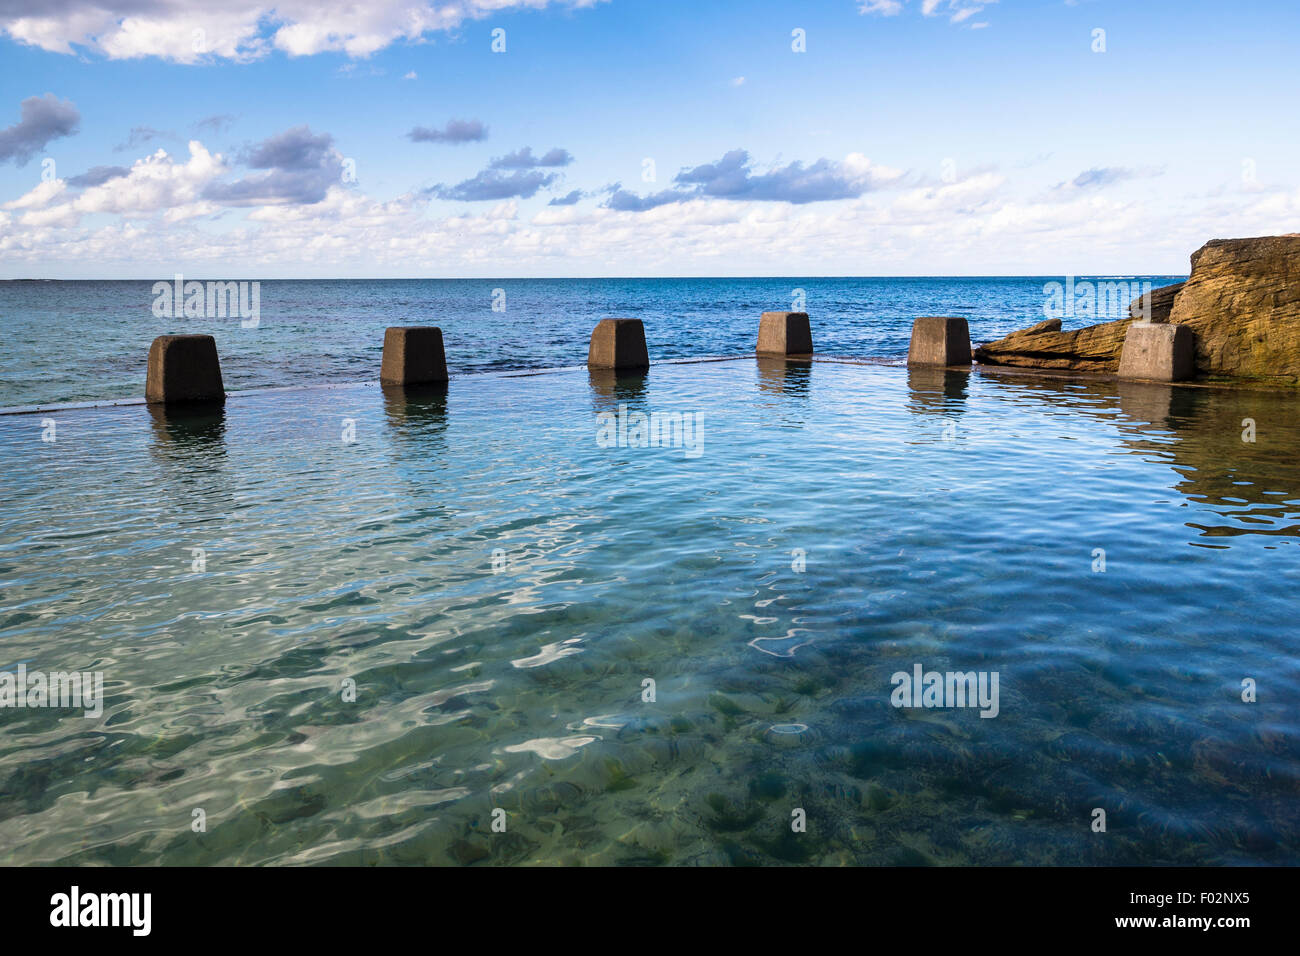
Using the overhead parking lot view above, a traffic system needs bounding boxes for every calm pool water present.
[0,359,1297,865]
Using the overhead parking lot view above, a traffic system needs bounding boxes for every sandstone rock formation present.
[1128,281,1184,322]
[974,236,1300,383]
[972,315,1131,372]
[1166,236,1300,382]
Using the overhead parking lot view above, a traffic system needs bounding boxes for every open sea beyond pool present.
[0,276,1185,408]
[1,277,1297,866]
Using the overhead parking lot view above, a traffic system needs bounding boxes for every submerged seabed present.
[0,359,1296,865]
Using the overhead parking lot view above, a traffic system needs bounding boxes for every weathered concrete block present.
[907,317,971,366]
[588,318,649,370]
[381,326,448,386]
[757,311,813,356]
[1118,322,1195,382]
[145,334,224,404]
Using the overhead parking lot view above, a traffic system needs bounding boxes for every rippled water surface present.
[0,276,1184,407]
[1,359,1297,865]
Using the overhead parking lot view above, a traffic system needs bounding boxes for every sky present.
[0,0,1297,278]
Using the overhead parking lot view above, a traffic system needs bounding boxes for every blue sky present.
[1,0,1297,278]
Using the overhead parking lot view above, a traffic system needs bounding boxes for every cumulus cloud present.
[205,126,342,205]
[677,149,899,203]
[605,149,904,210]
[74,143,225,214]
[426,146,574,200]
[66,165,131,187]
[3,178,66,210]
[0,1,608,63]
[6,160,1298,278]
[0,94,80,165]
[430,168,559,202]
[604,185,683,212]
[408,119,488,144]
[3,141,227,228]
[489,146,572,169]
[0,120,1280,279]
[242,125,334,170]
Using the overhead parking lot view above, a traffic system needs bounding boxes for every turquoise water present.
[0,359,1296,865]
[0,276,1184,408]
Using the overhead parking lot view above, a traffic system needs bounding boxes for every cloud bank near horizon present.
[3,115,1293,277]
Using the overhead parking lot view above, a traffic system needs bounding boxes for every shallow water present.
[0,359,1297,865]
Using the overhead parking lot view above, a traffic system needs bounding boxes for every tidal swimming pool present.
[0,358,1296,865]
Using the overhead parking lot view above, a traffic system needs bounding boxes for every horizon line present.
[0,274,1192,282]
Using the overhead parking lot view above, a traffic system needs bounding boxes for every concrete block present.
[757,311,813,356]
[907,317,972,366]
[145,334,224,404]
[381,326,448,386]
[588,318,648,370]
[1118,322,1195,382]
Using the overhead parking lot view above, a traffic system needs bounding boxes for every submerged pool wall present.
[135,307,1277,411]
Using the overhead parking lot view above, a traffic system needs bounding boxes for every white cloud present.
[862,0,996,27]
[3,134,1297,276]
[1,1,608,63]
[6,141,227,228]
[842,152,904,186]
[3,178,66,210]
[73,142,226,215]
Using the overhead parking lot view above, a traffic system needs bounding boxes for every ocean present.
[0,276,1185,408]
